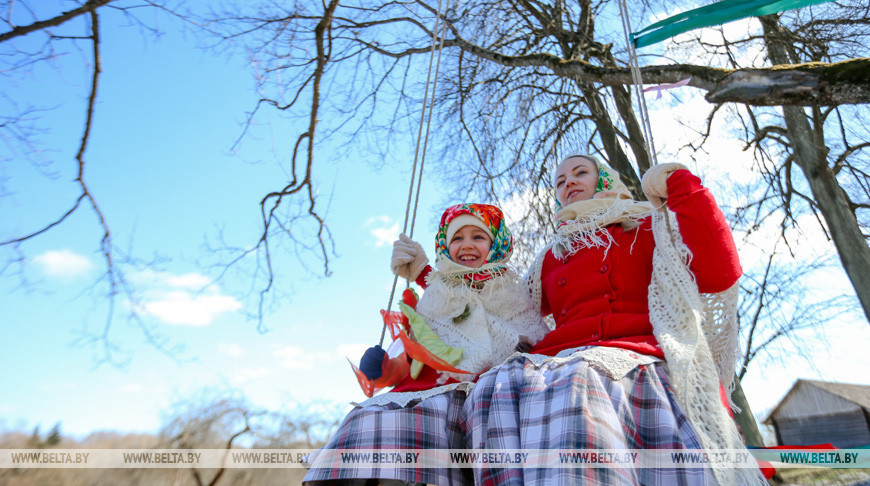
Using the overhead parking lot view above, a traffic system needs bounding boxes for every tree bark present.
[445,33,870,106]
[578,83,644,199]
[732,378,765,448]
[760,16,870,323]
[0,0,115,43]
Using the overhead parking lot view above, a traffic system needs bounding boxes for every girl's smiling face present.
[555,156,598,206]
[448,225,493,268]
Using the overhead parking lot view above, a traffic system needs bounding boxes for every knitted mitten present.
[391,233,429,281]
[642,162,689,210]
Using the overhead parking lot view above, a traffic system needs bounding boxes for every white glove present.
[391,233,428,281]
[641,162,688,210]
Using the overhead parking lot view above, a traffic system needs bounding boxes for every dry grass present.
[773,467,870,486]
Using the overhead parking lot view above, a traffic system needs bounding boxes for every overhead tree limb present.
[405,27,870,105]
[0,0,116,43]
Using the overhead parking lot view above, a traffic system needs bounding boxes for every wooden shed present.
[763,379,870,448]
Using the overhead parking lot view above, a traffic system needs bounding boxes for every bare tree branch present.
[0,0,115,43]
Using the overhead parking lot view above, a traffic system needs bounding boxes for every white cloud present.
[120,383,143,393]
[231,367,270,384]
[366,216,399,248]
[33,249,95,279]
[218,343,246,358]
[164,273,213,289]
[336,343,368,361]
[142,291,241,326]
[274,345,333,370]
[129,270,241,326]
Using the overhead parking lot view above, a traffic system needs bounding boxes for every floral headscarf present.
[434,203,513,281]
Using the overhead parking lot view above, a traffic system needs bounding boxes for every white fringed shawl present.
[526,200,763,485]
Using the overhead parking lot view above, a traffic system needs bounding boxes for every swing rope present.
[379,0,449,346]
[617,0,658,168]
[616,0,685,270]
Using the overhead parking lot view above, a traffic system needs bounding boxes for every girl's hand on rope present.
[391,233,429,281]
[642,162,689,210]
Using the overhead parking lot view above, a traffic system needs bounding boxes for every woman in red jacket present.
[462,155,767,485]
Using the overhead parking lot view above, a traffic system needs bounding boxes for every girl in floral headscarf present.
[304,203,548,486]
[388,202,549,389]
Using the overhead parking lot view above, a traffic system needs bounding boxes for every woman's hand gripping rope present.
[641,162,689,210]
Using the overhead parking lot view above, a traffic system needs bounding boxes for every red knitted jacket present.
[531,169,741,358]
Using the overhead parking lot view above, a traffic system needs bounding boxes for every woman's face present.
[555,157,598,206]
[448,225,493,268]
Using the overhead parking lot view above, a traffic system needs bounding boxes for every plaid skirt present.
[464,353,717,486]
[303,389,472,485]
[306,353,735,485]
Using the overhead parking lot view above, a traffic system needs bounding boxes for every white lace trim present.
[353,381,476,408]
[501,347,660,380]
[648,210,755,485]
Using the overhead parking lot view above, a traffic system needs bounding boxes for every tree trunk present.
[732,378,765,448]
[611,84,652,176]
[760,16,870,323]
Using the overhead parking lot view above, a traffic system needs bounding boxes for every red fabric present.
[391,365,461,392]
[381,303,472,376]
[720,384,733,418]
[381,310,410,339]
[666,170,742,292]
[415,265,432,288]
[378,278,472,393]
[532,170,742,357]
[349,352,411,398]
[753,443,836,479]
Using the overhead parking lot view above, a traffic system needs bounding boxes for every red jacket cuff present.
[415,265,433,288]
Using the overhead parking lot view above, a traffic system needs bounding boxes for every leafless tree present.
[4,0,868,361]
[204,0,868,320]
[161,391,340,486]
[736,244,858,381]
[0,0,199,363]
[668,2,870,321]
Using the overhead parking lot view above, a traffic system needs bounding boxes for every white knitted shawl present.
[418,267,550,383]
[526,201,763,485]
[359,267,550,408]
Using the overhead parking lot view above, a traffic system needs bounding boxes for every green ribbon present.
[631,0,835,48]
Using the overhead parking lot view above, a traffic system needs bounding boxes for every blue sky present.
[1,3,869,440]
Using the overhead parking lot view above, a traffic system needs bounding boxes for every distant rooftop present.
[763,379,870,424]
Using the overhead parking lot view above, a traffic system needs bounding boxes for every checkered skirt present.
[464,353,718,486]
[303,389,472,485]
[305,353,740,486]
